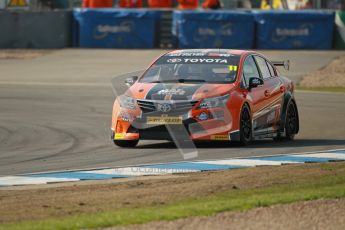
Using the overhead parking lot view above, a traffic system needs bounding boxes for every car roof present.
[165,49,254,57]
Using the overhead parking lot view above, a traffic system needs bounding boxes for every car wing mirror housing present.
[248,77,264,89]
[125,76,138,87]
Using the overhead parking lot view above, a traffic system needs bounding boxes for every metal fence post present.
[315,0,321,9]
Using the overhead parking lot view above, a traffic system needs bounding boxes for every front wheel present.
[113,139,139,148]
[239,104,252,145]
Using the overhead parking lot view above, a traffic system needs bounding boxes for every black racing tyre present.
[275,100,298,141]
[113,139,139,148]
[239,104,253,145]
[285,101,298,140]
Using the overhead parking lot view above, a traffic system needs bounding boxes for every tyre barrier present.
[0,9,339,49]
[172,10,255,49]
[73,9,162,48]
[253,10,335,49]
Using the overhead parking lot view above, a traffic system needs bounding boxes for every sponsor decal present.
[158,56,240,67]
[208,53,233,57]
[275,28,309,37]
[147,116,183,125]
[157,88,186,96]
[119,112,134,122]
[164,58,228,64]
[145,83,203,100]
[194,23,233,45]
[97,24,131,33]
[168,53,233,58]
[210,135,229,141]
[198,28,216,36]
[272,24,313,42]
[167,58,182,63]
[197,24,233,37]
[228,65,238,71]
[114,133,125,140]
[198,112,209,121]
[183,58,228,64]
[167,53,206,57]
[94,21,134,39]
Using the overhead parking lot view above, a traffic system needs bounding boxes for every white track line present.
[0,176,79,186]
[198,159,300,167]
[293,153,345,160]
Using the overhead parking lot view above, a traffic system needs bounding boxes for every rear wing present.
[272,60,290,71]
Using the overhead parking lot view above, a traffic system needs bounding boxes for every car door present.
[241,56,268,135]
[253,56,284,134]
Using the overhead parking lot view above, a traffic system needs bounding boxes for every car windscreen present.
[139,55,241,84]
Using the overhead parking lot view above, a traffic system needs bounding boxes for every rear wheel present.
[275,101,298,141]
[113,140,139,148]
[239,104,252,145]
[285,101,298,140]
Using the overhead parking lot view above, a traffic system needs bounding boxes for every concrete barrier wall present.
[0,10,72,48]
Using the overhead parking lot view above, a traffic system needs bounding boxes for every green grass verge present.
[2,167,345,230]
[296,86,345,93]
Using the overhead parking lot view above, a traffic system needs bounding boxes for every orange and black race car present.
[111,49,299,147]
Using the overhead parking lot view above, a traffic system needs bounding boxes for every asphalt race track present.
[0,49,345,176]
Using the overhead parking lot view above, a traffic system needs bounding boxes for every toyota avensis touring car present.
[111,49,299,147]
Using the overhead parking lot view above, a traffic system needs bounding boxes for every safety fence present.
[0,10,72,48]
[0,9,343,49]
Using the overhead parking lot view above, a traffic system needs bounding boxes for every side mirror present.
[248,77,264,89]
[125,76,138,87]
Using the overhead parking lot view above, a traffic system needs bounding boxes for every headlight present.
[197,95,229,109]
[119,95,137,109]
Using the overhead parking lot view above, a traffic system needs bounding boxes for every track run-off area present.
[0,49,345,176]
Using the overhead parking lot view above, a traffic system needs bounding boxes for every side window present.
[242,56,260,86]
[266,61,276,77]
[254,56,271,80]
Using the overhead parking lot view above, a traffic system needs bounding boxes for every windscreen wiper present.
[149,79,206,83]
[176,79,206,83]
